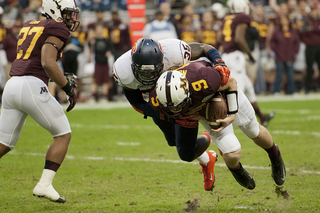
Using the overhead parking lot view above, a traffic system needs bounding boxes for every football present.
[205,93,228,129]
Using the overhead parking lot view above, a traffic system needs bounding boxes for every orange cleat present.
[199,150,217,191]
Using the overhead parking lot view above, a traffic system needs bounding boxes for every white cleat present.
[33,183,66,203]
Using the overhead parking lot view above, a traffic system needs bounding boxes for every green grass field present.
[1,96,320,213]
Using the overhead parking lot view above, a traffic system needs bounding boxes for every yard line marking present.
[271,130,301,135]
[8,152,320,175]
[116,142,140,146]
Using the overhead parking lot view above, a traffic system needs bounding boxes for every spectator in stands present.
[0,6,8,92]
[251,4,275,94]
[3,19,22,81]
[181,3,201,30]
[87,9,109,45]
[177,14,202,43]
[143,10,178,40]
[108,10,131,101]
[90,24,114,103]
[270,15,300,95]
[199,11,220,49]
[299,3,320,94]
[159,1,180,38]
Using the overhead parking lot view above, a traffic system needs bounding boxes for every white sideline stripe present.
[8,152,320,175]
[116,142,140,146]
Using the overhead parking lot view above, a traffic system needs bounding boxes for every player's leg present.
[200,120,255,190]
[0,77,28,158]
[152,117,176,146]
[0,108,27,158]
[175,125,217,191]
[237,89,286,185]
[21,77,71,203]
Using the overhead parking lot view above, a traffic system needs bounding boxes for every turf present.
[0,98,320,212]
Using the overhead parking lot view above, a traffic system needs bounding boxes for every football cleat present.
[199,150,217,191]
[262,111,276,128]
[33,183,66,203]
[271,146,286,185]
[230,163,255,190]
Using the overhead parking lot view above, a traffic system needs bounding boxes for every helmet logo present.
[180,77,188,95]
[132,43,137,55]
[158,43,163,52]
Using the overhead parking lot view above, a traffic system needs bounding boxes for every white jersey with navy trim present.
[112,38,191,91]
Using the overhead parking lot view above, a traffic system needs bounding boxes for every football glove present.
[66,89,77,112]
[64,72,78,88]
[61,82,77,112]
[214,59,230,86]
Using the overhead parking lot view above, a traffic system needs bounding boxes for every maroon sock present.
[255,109,265,123]
[264,143,280,160]
[44,160,60,172]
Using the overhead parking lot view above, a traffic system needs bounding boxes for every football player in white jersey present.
[113,37,230,191]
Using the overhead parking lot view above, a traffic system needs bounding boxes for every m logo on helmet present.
[180,77,188,95]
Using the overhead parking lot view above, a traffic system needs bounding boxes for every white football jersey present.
[112,38,191,91]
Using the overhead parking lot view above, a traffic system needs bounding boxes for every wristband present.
[226,91,238,114]
[62,83,74,96]
[206,48,222,65]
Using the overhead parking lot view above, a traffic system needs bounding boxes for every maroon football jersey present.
[149,60,222,115]
[10,19,70,84]
[221,13,251,53]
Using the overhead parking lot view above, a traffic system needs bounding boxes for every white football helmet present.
[42,0,80,31]
[156,71,191,118]
[228,0,250,15]
[211,3,226,19]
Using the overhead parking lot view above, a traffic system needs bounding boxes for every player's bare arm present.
[235,23,255,63]
[188,42,214,60]
[41,36,68,88]
[42,36,77,112]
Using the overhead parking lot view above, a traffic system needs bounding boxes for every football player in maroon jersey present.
[218,0,275,127]
[0,0,80,203]
[151,60,286,190]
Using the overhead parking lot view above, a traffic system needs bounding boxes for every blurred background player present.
[89,23,114,103]
[218,0,275,127]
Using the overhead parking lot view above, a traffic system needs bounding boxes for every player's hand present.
[214,59,230,86]
[175,114,199,128]
[64,72,78,88]
[210,114,235,133]
[66,87,77,112]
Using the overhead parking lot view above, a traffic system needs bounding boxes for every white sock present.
[38,169,56,186]
[197,151,209,165]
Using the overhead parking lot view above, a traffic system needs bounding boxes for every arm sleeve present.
[124,88,160,118]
